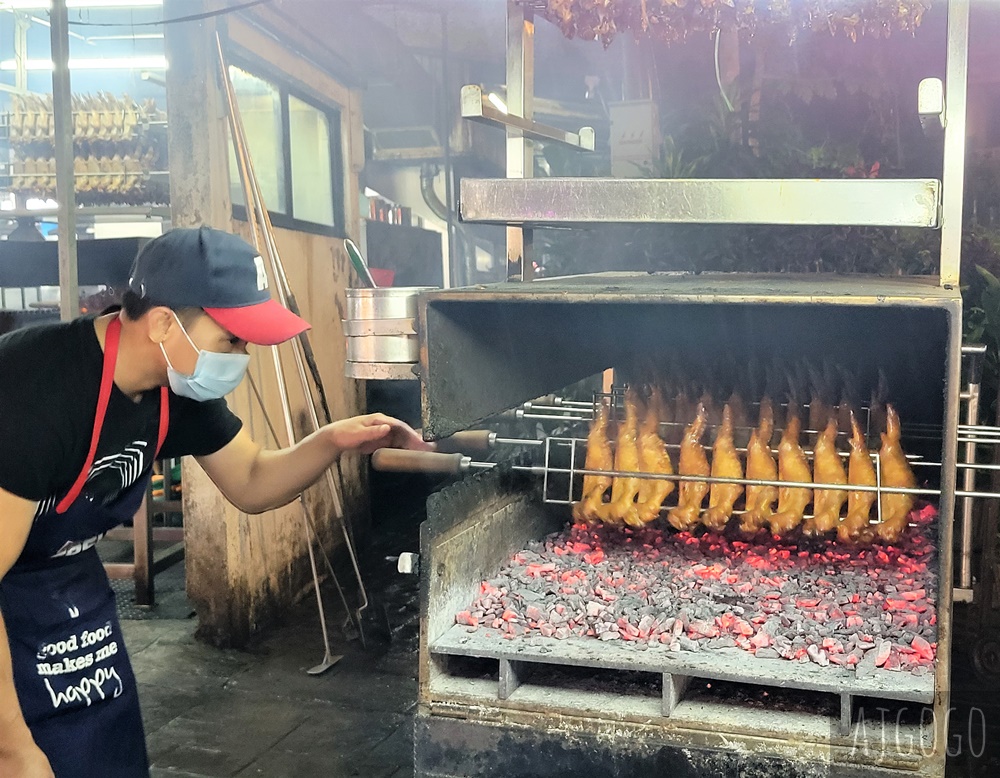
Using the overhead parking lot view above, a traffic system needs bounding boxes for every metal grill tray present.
[431,624,933,734]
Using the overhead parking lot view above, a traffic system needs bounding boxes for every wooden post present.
[163,0,238,643]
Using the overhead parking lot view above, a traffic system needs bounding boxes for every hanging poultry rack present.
[375,388,1000,525]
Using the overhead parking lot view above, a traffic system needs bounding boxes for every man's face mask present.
[159,312,250,402]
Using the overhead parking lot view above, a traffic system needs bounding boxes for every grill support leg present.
[499,658,528,700]
[662,673,690,716]
[840,693,853,736]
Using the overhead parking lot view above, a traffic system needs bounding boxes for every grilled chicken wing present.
[625,388,675,527]
[572,404,613,523]
[702,404,743,532]
[769,413,813,536]
[741,398,778,535]
[838,412,877,544]
[600,388,643,524]
[802,417,848,536]
[667,404,710,531]
[875,405,917,543]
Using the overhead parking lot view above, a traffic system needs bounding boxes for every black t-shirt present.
[0,316,243,509]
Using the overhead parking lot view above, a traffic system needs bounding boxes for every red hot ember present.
[457,507,938,677]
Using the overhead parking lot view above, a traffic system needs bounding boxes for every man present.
[0,226,429,777]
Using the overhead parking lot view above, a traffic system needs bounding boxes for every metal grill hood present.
[417,273,960,440]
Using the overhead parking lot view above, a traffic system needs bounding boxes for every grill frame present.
[415,274,962,777]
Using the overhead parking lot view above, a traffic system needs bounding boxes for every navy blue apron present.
[0,316,169,778]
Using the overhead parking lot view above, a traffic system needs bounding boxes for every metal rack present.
[462,0,970,286]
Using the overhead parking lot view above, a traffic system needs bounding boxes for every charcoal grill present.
[386,2,987,776]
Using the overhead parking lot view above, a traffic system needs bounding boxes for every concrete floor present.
[126,608,417,778]
[112,473,424,778]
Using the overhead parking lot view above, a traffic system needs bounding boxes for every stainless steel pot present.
[346,287,434,321]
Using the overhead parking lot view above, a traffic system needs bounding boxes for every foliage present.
[540,0,932,47]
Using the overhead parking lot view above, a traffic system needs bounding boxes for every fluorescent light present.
[85,33,164,41]
[0,55,168,70]
[488,92,508,115]
[1,0,161,9]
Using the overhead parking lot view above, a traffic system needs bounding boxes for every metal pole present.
[441,10,455,288]
[960,377,979,588]
[50,0,78,322]
[939,0,970,288]
[506,1,534,282]
[14,13,28,94]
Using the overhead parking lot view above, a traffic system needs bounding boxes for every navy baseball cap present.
[128,226,310,346]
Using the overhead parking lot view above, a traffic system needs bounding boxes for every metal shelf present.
[459,178,941,228]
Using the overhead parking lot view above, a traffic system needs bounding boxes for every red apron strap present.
[155,387,170,458]
[56,316,122,514]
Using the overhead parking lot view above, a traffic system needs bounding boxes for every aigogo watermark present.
[848,705,986,759]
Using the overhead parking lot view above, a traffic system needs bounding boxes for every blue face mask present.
[160,313,250,402]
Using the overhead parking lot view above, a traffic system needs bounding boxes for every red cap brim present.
[204,299,310,346]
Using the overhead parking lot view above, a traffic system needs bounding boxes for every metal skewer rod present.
[220,37,369,637]
[498,463,940,496]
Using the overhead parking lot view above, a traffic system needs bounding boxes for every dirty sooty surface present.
[457,510,938,677]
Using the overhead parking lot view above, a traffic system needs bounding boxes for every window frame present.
[227,57,346,238]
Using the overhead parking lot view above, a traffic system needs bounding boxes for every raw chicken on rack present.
[625,388,675,527]
[741,398,778,535]
[768,412,813,536]
[572,403,613,523]
[875,405,918,543]
[802,417,848,537]
[667,404,710,531]
[702,404,743,532]
[600,388,644,524]
[838,412,878,544]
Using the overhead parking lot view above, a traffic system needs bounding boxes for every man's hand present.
[0,738,55,778]
[327,414,434,456]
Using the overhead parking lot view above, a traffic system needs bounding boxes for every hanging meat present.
[838,412,877,544]
[625,388,675,527]
[572,403,613,523]
[600,388,643,524]
[875,405,918,543]
[802,417,848,536]
[702,404,744,532]
[769,412,813,536]
[741,398,778,535]
[667,404,710,531]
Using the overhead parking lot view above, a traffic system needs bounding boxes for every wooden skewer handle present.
[371,449,467,474]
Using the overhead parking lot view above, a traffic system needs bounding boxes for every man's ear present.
[146,307,176,345]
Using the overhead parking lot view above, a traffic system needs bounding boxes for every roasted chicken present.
[600,388,643,524]
[667,404,710,531]
[769,412,813,536]
[702,404,744,532]
[802,417,848,536]
[741,398,778,535]
[572,404,613,523]
[838,412,877,544]
[625,388,675,527]
[875,405,917,543]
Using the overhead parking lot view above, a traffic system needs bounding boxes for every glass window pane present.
[228,66,286,214]
[288,95,335,227]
